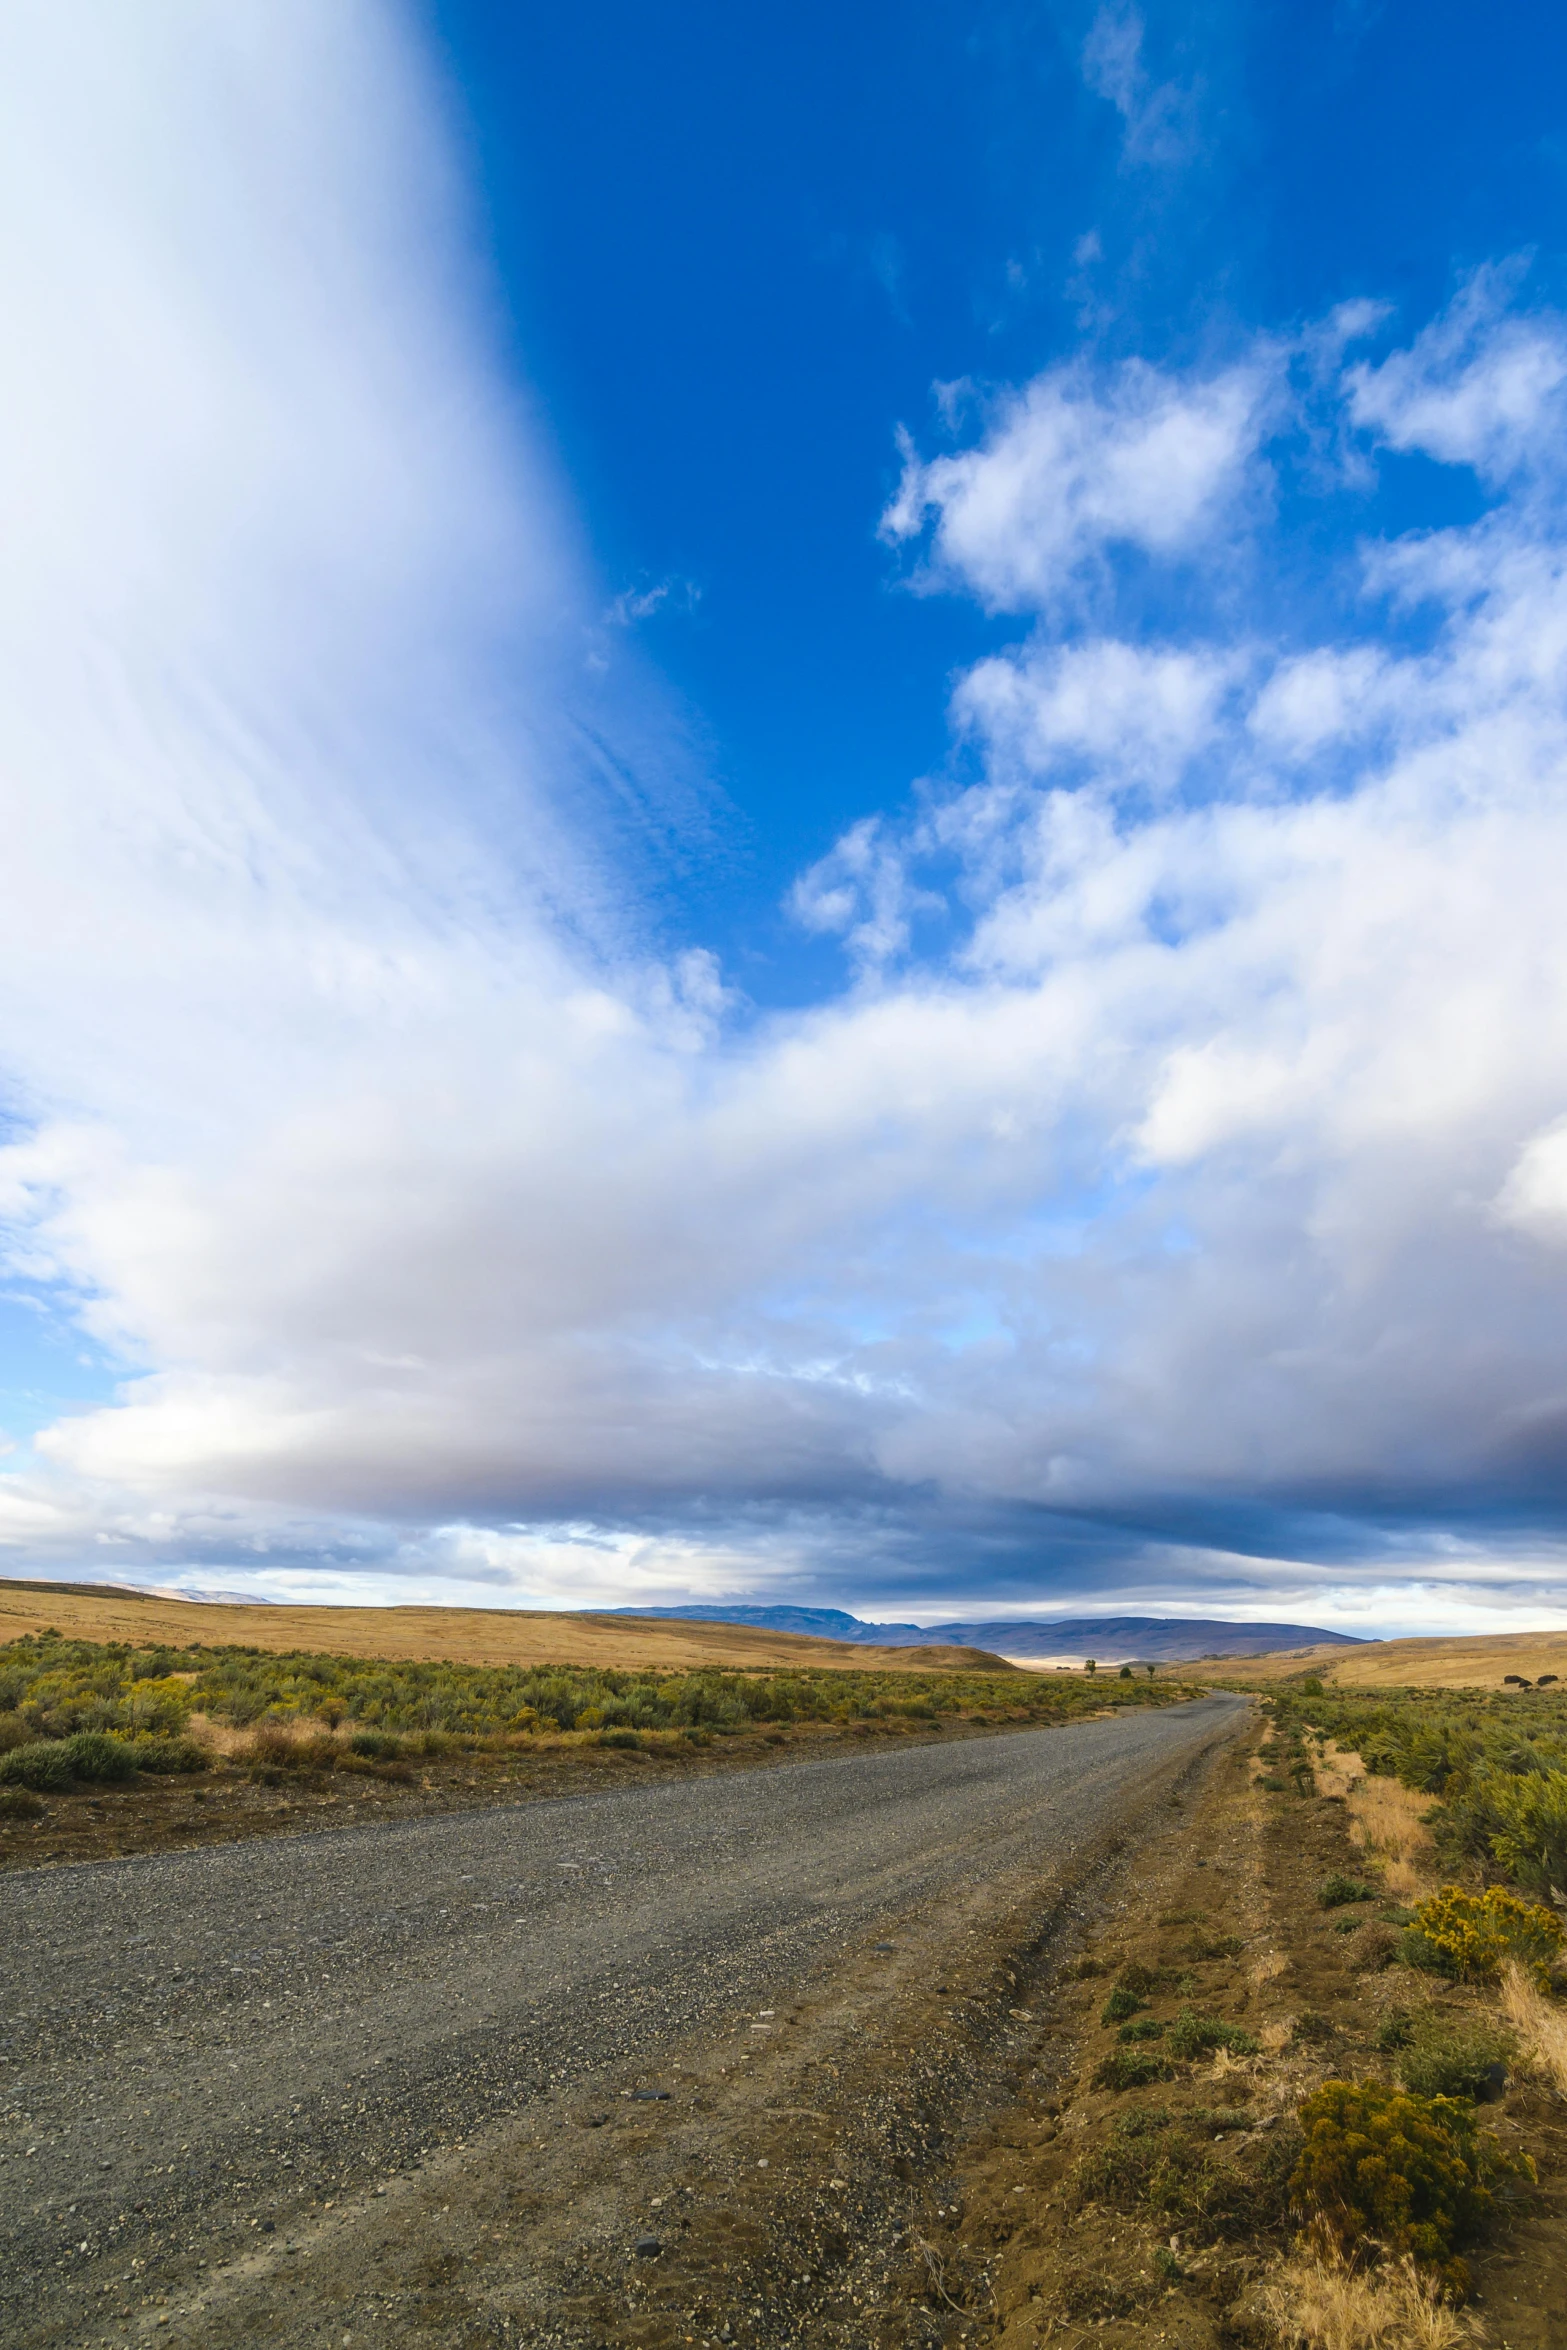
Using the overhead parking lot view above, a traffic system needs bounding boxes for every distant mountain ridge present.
[596,1605,1365,1662]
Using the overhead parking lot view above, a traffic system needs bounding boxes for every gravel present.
[0,1694,1243,2346]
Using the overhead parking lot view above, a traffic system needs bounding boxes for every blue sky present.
[4,1,1567,1635]
[436,0,1567,982]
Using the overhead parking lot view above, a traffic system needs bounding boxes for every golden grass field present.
[1183,1627,1567,1690]
[0,1577,1011,1675]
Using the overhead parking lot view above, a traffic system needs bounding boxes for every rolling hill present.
[0,1579,1011,1675]
[597,1604,1363,1663]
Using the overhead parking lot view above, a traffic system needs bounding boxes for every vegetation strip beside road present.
[0,1629,1189,1870]
[885,1694,1567,2350]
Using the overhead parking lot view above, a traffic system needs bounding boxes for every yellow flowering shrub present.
[1402,1884,1564,1987]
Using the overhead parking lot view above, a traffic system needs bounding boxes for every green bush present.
[1395,2021,1513,2103]
[0,1628,1193,1756]
[0,1731,139,1788]
[348,1729,405,1758]
[1318,1873,1378,1908]
[1093,2045,1176,2089]
[1484,1768,1567,1902]
[131,1735,209,1774]
[1290,2078,1532,2297]
[65,1730,140,1780]
[1253,1685,1567,1906]
[1118,2017,1166,2042]
[1166,2008,1259,2061]
[1184,1930,1244,1961]
[1101,1985,1146,2024]
[0,1739,77,1789]
[598,1727,642,1750]
[0,1785,44,1819]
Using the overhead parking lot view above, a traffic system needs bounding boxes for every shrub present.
[244,1725,339,1778]
[1119,2016,1167,2042]
[0,1730,140,1788]
[0,1738,77,1790]
[598,1728,642,1750]
[1400,1885,1565,1988]
[1093,2045,1176,2089]
[1318,1873,1378,1908]
[1184,1931,1245,1961]
[1483,1768,1567,1902]
[1263,2253,1490,2350]
[1101,1985,1146,2024]
[1113,2106,1174,2137]
[1355,1924,1402,1973]
[1395,2021,1513,2103]
[65,1730,140,1781]
[1290,2078,1532,2297]
[1167,2008,1259,2061]
[348,1729,405,1758]
[0,1785,44,1819]
[1078,2116,1299,2238]
[132,1735,209,1774]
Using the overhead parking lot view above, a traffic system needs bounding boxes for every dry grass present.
[1317,1741,1437,1899]
[1262,2255,1481,2349]
[0,1577,1006,1677]
[1498,1957,1567,2095]
[1206,1629,1567,1691]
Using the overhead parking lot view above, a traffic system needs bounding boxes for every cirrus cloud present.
[2,17,1567,1636]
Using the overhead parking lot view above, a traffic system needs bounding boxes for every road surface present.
[0,1693,1245,2346]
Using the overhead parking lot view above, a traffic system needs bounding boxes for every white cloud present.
[1081,6,1201,170]
[882,356,1274,613]
[1347,265,1567,480]
[4,40,1567,1629]
[955,638,1237,795]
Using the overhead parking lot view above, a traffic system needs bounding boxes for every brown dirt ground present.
[0,1576,1011,1675]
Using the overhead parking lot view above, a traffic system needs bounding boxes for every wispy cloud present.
[1081,5,1202,170]
[606,576,702,626]
[3,21,1567,1634]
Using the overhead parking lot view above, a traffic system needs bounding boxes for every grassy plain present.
[1177,1629,1567,1691]
[0,1615,1186,1869]
[0,1577,1006,1674]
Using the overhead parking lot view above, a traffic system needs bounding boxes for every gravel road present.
[0,1694,1244,2346]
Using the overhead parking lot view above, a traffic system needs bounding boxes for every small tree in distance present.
[1085,1657,1097,1675]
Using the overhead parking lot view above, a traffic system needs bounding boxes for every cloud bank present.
[4,12,1567,1633]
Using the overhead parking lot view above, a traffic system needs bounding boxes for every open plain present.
[1186,1629,1567,1690]
[0,1580,1007,1676]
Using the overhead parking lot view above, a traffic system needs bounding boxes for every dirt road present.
[0,1693,1244,2349]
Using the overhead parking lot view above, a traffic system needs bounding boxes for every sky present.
[4,3,1567,1635]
